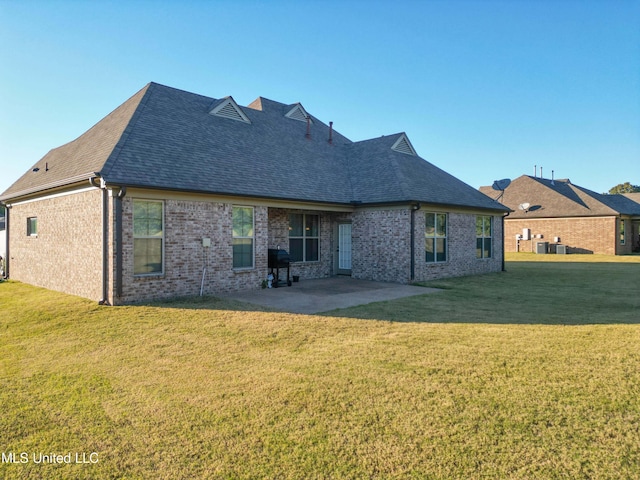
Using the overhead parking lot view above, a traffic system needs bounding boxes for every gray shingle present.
[1,82,508,213]
[480,175,640,217]
[1,85,150,199]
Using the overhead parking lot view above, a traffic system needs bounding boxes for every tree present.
[608,182,640,194]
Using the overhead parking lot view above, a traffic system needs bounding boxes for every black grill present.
[268,249,292,287]
[268,249,290,268]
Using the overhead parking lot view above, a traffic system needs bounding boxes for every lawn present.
[1,256,639,479]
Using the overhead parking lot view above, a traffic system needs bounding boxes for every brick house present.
[1,83,508,304]
[480,175,640,255]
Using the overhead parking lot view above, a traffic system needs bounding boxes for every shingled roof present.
[623,192,640,205]
[2,82,507,212]
[480,175,640,218]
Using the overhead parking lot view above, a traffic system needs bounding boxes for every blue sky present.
[1,0,638,196]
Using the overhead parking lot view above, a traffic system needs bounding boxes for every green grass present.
[505,252,640,263]
[1,257,639,479]
[337,253,640,324]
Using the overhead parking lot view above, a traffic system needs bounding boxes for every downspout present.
[2,202,9,278]
[89,176,109,305]
[410,202,421,281]
[114,186,126,299]
[502,210,510,272]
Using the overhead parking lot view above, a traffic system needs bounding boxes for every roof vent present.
[391,134,417,156]
[285,104,313,124]
[210,97,251,123]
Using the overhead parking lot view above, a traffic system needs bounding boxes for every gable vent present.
[391,134,417,156]
[285,104,313,124]
[210,97,251,123]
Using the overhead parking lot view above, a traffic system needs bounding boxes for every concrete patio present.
[219,277,441,314]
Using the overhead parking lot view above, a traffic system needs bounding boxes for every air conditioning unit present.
[556,244,567,255]
[536,242,549,254]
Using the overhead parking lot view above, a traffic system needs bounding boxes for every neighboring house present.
[480,175,640,255]
[1,82,508,304]
[623,192,640,206]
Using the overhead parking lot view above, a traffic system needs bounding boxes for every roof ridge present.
[1,83,154,199]
[340,143,359,202]
[349,132,403,146]
[100,83,155,180]
[568,184,620,215]
[528,175,593,210]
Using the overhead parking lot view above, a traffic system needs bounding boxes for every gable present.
[391,134,417,156]
[209,97,251,124]
[285,103,313,124]
[247,97,264,111]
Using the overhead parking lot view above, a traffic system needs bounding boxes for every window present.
[233,206,254,268]
[620,219,626,245]
[27,217,37,236]
[133,200,163,275]
[289,213,319,262]
[476,215,492,259]
[425,212,447,263]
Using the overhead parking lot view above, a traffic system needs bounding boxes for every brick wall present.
[350,208,503,283]
[7,189,507,304]
[351,208,412,283]
[118,197,269,303]
[119,202,354,303]
[413,211,504,282]
[504,216,618,255]
[267,208,336,280]
[8,188,104,301]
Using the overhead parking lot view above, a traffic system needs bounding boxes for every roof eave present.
[0,172,100,203]
[101,182,356,209]
[356,198,511,213]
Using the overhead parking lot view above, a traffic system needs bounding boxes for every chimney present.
[328,121,333,144]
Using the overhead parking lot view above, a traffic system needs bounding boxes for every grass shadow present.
[320,262,640,324]
[138,294,280,313]
[140,261,640,325]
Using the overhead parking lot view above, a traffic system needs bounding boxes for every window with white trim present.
[425,212,447,263]
[233,206,254,268]
[133,200,164,274]
[476,215,492,259]
[289,213,319,262]
[620,219,626,245]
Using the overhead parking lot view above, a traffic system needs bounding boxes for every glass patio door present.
[337,223,352,275]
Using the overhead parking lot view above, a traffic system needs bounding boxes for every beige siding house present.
[2,83,508,304]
